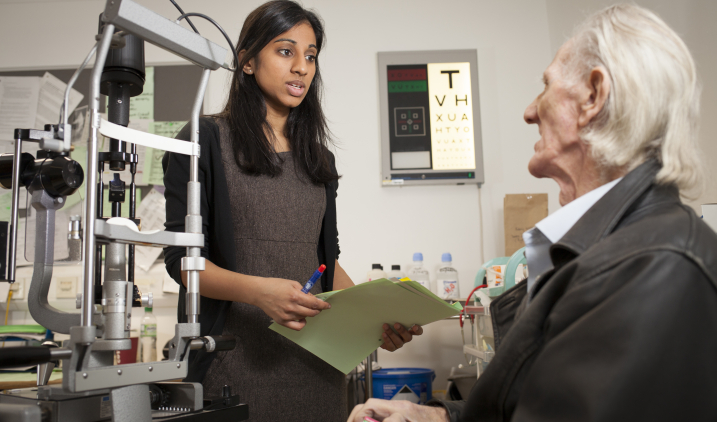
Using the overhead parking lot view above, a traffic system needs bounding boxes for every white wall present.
[2,0,713,396]
[0,0,559,391]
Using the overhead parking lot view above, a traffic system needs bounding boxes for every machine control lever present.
[189,335,236,353]
[0,346,72,368]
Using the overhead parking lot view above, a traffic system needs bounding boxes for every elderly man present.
[349,4,717,422]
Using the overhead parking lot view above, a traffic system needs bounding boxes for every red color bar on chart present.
[388,68,427,81]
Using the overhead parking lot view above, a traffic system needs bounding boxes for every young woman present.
[163,1,421,420]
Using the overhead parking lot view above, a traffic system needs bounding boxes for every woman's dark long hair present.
[217,0,338,185]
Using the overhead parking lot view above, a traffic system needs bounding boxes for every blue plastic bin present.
[371,368,435,404]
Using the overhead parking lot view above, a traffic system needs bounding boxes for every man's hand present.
[348,399,448,422]
[250,277,331,331]
[380,324,423,352]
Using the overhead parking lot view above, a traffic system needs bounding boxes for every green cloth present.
[0,325,46,334]
[0,369,62,382]
[270,278,462,374]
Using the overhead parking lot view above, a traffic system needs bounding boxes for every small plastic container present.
[387,265,406,279]
[437,253,460,300]
[367,264,387,281]
[407,253,431,291]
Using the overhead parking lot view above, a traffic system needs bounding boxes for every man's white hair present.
[566,4,702,195]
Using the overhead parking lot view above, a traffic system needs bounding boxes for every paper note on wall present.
[163,271,180,294]
[0,76,41,145]
[70,105,89,146]
[0,191,12,222]
[35,72,84,129]
[504,193,549,256]
[142,121,187,186]
[134,188,166,272]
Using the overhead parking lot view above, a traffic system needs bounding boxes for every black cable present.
[176,13,239,72]
[168,0,199,34]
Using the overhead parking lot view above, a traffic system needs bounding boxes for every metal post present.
[365,356,373,401]
[128,143,136,287]
[82,23,115,326]
[7,135,22,283]
[185,68,210,324]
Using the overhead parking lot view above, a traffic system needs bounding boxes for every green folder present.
[269,278,462,374]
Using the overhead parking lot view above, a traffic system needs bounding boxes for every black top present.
[162,117,340,382]
[433,160,717,421]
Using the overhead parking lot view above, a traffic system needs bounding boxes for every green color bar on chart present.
[388,80,427,93]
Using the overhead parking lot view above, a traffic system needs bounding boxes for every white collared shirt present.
[523,178,622,293]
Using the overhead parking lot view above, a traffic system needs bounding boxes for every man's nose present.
[524,99,538,124]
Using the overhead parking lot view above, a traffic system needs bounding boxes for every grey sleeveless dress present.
[202,120,347,421]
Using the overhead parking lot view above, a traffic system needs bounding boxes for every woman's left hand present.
[379,323,423,352]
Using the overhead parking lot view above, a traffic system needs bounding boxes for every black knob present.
[37,156,84,198]
[0,153,35,190]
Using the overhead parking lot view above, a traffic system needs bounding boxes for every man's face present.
[524,45,590,204]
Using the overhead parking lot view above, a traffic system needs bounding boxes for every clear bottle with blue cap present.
[139,307,157,363]
[407,253,431,292]
[437,253,460,300]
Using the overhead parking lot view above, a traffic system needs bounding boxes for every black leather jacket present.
[435,160,717,421]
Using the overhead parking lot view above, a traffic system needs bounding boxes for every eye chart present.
[378,50,483,186]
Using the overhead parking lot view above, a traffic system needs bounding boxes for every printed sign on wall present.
[379,50,483,186]
[427,62,475,170]
[386,63,476,170]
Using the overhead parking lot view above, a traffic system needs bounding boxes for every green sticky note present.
[130,67,154,120]
[0,192,12,222]
[143,121,187,186]
[270,278,461,374]
[142,147,166,186]
[149,120,186,138]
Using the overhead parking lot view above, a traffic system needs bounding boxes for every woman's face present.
[244,22,318,114]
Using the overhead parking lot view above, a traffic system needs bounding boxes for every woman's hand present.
[379,323,423,352]
[348,399,448,422]
[250,277,331,331]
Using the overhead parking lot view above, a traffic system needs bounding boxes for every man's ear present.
[578,66,610,128]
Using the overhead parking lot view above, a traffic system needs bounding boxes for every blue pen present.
[301,264,326,293]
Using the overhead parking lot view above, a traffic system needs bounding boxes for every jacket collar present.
[549,159,662,267]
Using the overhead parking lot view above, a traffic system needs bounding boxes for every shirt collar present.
[535,177,622,244]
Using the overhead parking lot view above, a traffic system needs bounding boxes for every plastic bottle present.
[367,264,388,281]
[436,253,460,300]
[407,253,431,292]
[139,307,157,363]
[387,265,406,280]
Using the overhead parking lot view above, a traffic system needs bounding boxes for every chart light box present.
[378,50,484,186]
